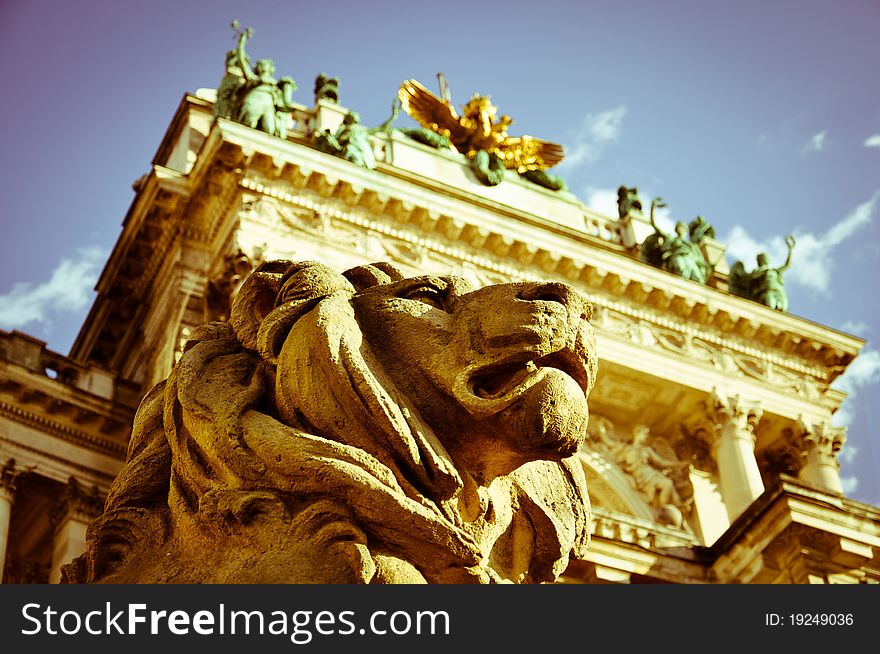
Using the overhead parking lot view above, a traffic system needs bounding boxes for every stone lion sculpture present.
[64,260,597,584]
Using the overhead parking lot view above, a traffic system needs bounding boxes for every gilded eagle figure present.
[398,78,564,186]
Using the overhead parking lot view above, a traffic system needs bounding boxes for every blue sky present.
[1,0,878,503]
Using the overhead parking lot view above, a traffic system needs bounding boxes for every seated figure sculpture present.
[64,260,597,584]
[641,198,711,284]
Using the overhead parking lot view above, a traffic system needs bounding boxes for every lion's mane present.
[64,261,592,584]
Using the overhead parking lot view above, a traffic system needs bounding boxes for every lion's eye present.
[401,285,447,311]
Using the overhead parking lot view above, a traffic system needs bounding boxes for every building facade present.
[1,80,878,584]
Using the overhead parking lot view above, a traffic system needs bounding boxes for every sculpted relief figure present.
[616,426,687,511]
[64,261,597,584]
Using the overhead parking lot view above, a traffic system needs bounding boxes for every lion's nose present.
[518,282,572,305]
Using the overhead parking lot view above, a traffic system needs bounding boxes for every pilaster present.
[48,478,104,584]
[0,459,18,584]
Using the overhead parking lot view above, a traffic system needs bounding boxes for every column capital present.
[794,417,846,468]
[0,459,19,502]
[49,477,104,529]
[705,389,763,444]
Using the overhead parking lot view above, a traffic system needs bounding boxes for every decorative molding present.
[703,390,763,448]
[236,179,842,403]
[49,477,105,528]
[0,401,127,459]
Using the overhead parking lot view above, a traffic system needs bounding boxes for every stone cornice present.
[708,476,880,582]
[226,166,853,397]
[0,400,127,460]
[71,165,190,369]
[77,97,863,388]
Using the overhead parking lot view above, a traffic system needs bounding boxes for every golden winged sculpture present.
[398,79,564,173]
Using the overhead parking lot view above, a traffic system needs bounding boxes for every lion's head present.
[65,261,597,584]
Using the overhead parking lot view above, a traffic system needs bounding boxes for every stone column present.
[795,419,846,494]
[705,390,765,522]
[0,459,18,584]
[48,478,104,584]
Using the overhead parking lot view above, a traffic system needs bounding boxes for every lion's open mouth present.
[470,349,591,400]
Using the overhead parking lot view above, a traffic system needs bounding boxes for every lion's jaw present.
[353,276,596,484]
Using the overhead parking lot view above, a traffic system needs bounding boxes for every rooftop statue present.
[213,47,248,121]
[313,99,400,169]
[313,73,340,104]
[617,185,643,219]
[729,235,796,311]
[398,78,565,188]
[688,215,715,244]
[64,261,596,584]
[640,198,711,284]
[221,21,297,138]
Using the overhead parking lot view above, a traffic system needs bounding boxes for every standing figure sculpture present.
[641,198,711,284]
[729,235,796,311]
[230,23,297,138]
[617,185,643,219]
[213,48,249,120]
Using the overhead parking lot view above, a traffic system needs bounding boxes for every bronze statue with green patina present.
[226,21,297,138]
[640,198,711,284]
[729,235,796,311]
[617,186,643,219]
[314,99,400,169]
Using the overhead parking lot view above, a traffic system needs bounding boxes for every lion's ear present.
[230,260,296,351]
[232,260,354,360]
[343,262,404,292]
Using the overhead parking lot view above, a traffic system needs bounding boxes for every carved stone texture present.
[793,418,846,493]
[587,419,693,527]
[64,260,598,584]
[706,390,763,444]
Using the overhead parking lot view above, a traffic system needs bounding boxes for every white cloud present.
[833,349,880,397]
[840,320,868,336]
[0,247,105,332]
[723,192,878,295]
[832,348,880,428]
[584,187,619,217]
[803,130,828,153]
[837,444,859,466]
[864,134,880,148]
[840,476,859,495]
[559,106,626,169]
